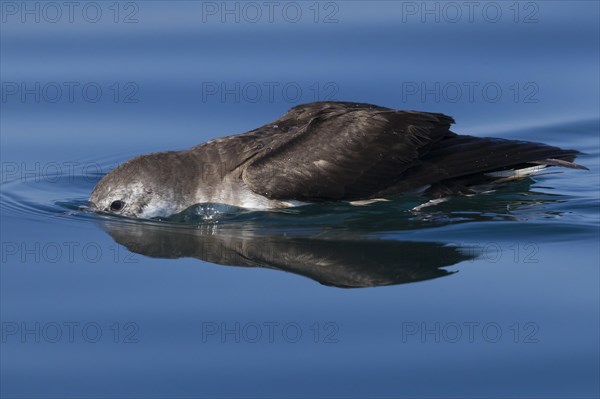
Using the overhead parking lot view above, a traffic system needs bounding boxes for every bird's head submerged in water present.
[89,152,188,219]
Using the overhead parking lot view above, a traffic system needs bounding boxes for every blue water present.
[1,1,599,398]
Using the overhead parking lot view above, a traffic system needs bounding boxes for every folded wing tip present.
[532,158,589,171]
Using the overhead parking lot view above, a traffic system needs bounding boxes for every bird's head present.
[89,152,183,219]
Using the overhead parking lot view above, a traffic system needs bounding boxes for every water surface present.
[1,1,599,398]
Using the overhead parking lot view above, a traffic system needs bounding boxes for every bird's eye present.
[110,200,125,211]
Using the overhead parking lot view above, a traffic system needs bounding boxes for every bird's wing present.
[241,102,455,201]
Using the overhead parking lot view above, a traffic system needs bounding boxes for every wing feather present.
[241,102,454,201]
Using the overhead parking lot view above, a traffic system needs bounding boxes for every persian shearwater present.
[89,101,587,218]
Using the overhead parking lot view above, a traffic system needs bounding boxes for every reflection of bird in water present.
[98,220,476,288]
[89,101,586,218]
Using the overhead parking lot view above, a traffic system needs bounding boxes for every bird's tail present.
[379,135,588,199]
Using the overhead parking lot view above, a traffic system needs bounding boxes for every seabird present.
[89,101,587,218]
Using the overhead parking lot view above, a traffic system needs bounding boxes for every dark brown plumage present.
[239,101,585,201]
[90,101,586,217]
